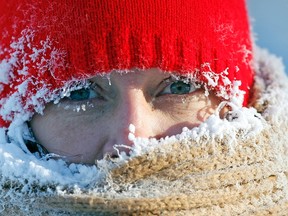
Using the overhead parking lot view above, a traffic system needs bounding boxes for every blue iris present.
[69,88,91,101]
[170,81,191,94]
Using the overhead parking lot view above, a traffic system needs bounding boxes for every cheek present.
[153,91,220,125]
[29,107,108,163]
[150,92,221,137]
[194,94,220,121]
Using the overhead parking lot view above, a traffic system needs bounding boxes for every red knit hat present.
[0,0,253,128]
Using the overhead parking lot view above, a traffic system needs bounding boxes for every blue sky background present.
[247,0,288,73]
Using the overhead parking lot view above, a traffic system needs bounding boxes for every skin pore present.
[29,68,222,164]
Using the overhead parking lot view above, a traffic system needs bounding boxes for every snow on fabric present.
[0,47,287,215]
[0,29,66,127]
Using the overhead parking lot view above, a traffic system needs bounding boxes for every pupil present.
[170,81,191,94]
[70,89,90,100]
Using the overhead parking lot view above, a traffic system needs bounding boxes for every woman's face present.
[30,68,221,164]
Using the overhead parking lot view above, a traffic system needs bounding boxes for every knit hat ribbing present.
[0,0,253,128]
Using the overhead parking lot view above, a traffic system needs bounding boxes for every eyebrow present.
[157,75,172,86]
[89,76,112,90]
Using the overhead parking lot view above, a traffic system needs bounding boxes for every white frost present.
[128,132,136,141]
[0,59,13,84]
[128,123,136,134]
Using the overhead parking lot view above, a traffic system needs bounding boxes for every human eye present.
[68,87,98,101]
[159,79,198,96]
[66,80,106,102]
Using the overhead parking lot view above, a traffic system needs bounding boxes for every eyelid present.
[91,80,113,94]
[161,76,191,85]
[90,81,115,101]
[153,76,173,96]
[90,82,103,91]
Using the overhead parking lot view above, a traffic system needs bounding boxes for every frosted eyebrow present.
[158,76,172,85]
[88,78,112,93]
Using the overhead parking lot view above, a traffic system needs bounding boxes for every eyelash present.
[64,82,103,101]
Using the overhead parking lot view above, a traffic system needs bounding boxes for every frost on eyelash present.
[53,80,91,103]
[61,101,95,112]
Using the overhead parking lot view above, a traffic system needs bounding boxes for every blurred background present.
[247,0,288,73]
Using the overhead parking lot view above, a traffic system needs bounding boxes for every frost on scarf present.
[1,47,287,215]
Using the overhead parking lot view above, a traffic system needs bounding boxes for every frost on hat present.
[0,0,254,128]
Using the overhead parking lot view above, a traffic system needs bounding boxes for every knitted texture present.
[1,48,288,216]
[0,0,253,128]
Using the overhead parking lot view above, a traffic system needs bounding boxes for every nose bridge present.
[101,87,159,158]
[102,89,159,159]
[117,88,149,138]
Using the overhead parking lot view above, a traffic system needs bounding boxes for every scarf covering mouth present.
[1,47,288,215]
